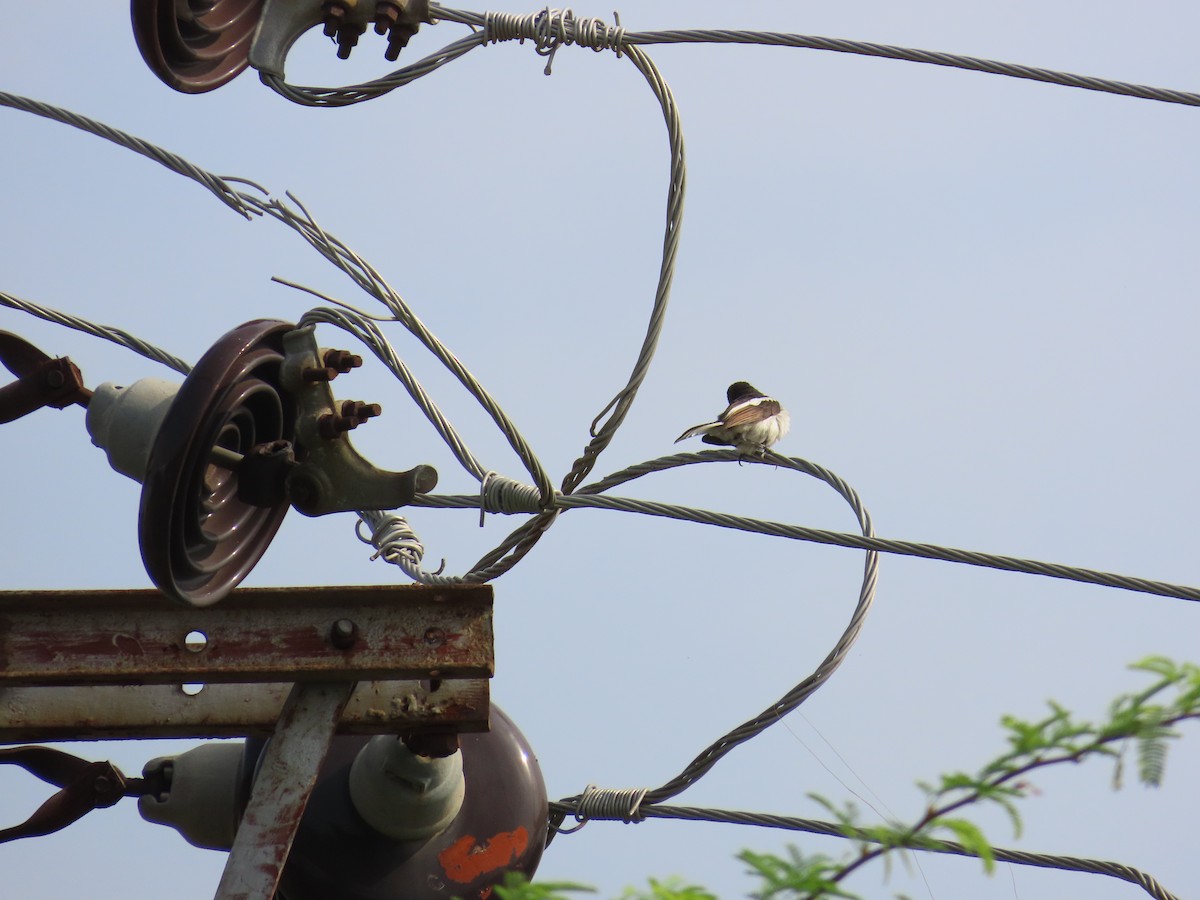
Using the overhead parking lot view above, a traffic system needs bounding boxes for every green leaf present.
[618,877,717,900]
[739,847,858,899]
[1129,656,1179,680]
[934,818,996,875]
[488,872,597,900]
[1136,727,1173,787]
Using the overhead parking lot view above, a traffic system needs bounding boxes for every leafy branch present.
[486,656,1196,900]
[789,655,1199,897]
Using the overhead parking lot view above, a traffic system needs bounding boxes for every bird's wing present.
[721,397,781,428]
[675,421,721,442]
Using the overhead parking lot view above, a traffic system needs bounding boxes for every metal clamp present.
[0,746,162,843]
[0,331,91,424]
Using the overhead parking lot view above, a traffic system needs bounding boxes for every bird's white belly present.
[736,410,790,450]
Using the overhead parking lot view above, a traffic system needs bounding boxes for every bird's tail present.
[675,421,721,443]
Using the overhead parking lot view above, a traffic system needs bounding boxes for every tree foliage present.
[480,657,1198,900]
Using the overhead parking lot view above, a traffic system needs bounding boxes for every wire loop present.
[573,784,648,824]
[357,510,447,578]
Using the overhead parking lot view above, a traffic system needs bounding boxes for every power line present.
[546,803,1181,900]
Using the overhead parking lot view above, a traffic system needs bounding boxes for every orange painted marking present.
[438,827,530,883]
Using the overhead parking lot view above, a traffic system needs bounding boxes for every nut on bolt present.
[324,349,362,374]
[321,0,346,36]
[374,0,401,33]
[330,618,359,649]
[320,1,366,60]
[318,400,381,440]
[342,399,381,423]
[302,348,362,383]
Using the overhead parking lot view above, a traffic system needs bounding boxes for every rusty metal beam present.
[0,585,492,686]
[0,678,489,741]
[214,682,354,900]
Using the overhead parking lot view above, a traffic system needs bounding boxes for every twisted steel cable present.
[0,290,191,376]
[0,91,255,218]
[265,6,1200,111]
[543,804,1180,900]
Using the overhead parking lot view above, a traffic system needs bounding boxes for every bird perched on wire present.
[674,381,790,456]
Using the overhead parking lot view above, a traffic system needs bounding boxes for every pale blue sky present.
[3,2,1200,898]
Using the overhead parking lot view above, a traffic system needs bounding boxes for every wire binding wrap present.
[357,509,447,579]
[479,472,545,525]
[567,785,649,827]
[482,8,626,72]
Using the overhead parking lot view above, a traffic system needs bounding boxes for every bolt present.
[323,349,362,374]
[403,731,460,759]
[423,627,446,647]
[330,618,359,649]
[341,399,382,424]
[336,23,365,59]
[318,412,359,440]
[93,775,113,794]
[301,366,335,383]
[385,23,419,61]
[44,368,65,389]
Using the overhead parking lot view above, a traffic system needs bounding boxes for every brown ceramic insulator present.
[131,0,264,94]
[139,319,297,606]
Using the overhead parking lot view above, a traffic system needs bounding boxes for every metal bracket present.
[249,0,432,77]
[214,681,355,900]
[0,584,494,898]
[0,585,491,687]
[279,325,438,516]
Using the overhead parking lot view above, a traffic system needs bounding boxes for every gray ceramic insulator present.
[138,742,247,851]
[85,378,180,482]
[348,736,466,841]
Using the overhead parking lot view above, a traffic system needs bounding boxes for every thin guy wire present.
[0,91,256,219]
[297,307,492,483]
[241,195,558,508]
[543,803,1178,900]
[0,290,192,376]
[409,449,1200,604]
[265,6,1200,111]
[622,29,1200,108]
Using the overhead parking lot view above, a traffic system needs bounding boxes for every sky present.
[3,1,1200,898]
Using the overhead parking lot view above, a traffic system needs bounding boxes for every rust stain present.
[437,827,529,884]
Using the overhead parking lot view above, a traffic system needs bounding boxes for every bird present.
[674,381,790,456]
